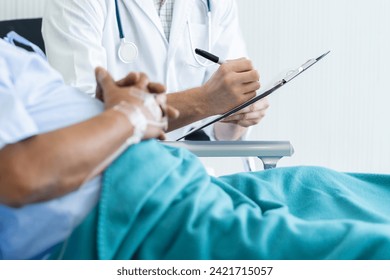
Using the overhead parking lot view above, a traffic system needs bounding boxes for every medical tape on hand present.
[112,101,148,146]
[80,102,147,187]
[129,92,168,130]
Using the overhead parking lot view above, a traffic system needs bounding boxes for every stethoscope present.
[115,0,138,64]
[115,0,212,65]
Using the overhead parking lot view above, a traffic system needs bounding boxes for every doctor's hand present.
[201,58,261,116]
[95,68,179,140]
[220,97,270,127]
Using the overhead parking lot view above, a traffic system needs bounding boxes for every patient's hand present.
[95,68,179,140]
[95,71,161,100]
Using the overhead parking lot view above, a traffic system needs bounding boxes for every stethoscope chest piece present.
[118,39,138,63]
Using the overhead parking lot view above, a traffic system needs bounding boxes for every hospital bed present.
[0,18,295,170]
[164,141,294,170]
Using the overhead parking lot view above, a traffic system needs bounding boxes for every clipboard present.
[176,51,330,141]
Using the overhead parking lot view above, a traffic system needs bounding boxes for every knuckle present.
[219,64,230,75]
[245,59,253,69]
[234,57,246,63]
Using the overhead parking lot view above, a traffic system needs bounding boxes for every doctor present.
[42,0,269,141]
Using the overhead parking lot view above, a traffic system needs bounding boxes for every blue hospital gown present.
[0,40,104,259]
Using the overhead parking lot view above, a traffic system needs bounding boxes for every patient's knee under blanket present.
[63,140,390,260]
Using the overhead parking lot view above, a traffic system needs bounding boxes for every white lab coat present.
[42,0,248,140]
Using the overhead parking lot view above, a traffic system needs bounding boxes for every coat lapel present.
[167,0,196,61]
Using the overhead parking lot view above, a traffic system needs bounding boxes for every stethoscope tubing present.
[115,0,125,39]
[115,0,212,64]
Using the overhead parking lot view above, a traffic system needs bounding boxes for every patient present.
[1,40,390,260]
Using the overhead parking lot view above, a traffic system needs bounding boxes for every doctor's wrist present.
[196,85,218,117]
[199,83,234,117]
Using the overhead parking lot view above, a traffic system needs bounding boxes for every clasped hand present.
[95,68,179,140]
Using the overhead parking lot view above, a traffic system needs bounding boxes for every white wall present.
[1,0,389,175]
[236,0,390,174]
[0,0,46,20]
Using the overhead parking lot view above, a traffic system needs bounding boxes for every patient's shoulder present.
[0,40,61,84]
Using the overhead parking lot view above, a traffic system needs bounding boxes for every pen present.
[195,48,226,65]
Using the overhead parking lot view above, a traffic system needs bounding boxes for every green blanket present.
[59,140,390,259]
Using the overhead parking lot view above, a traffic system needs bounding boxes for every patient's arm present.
[0,109,133,207]
[0,68,175,207]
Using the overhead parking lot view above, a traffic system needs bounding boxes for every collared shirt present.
[0,40,103,259]
[153,0,175,41]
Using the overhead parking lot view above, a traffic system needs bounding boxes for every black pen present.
[195,48,226,65]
